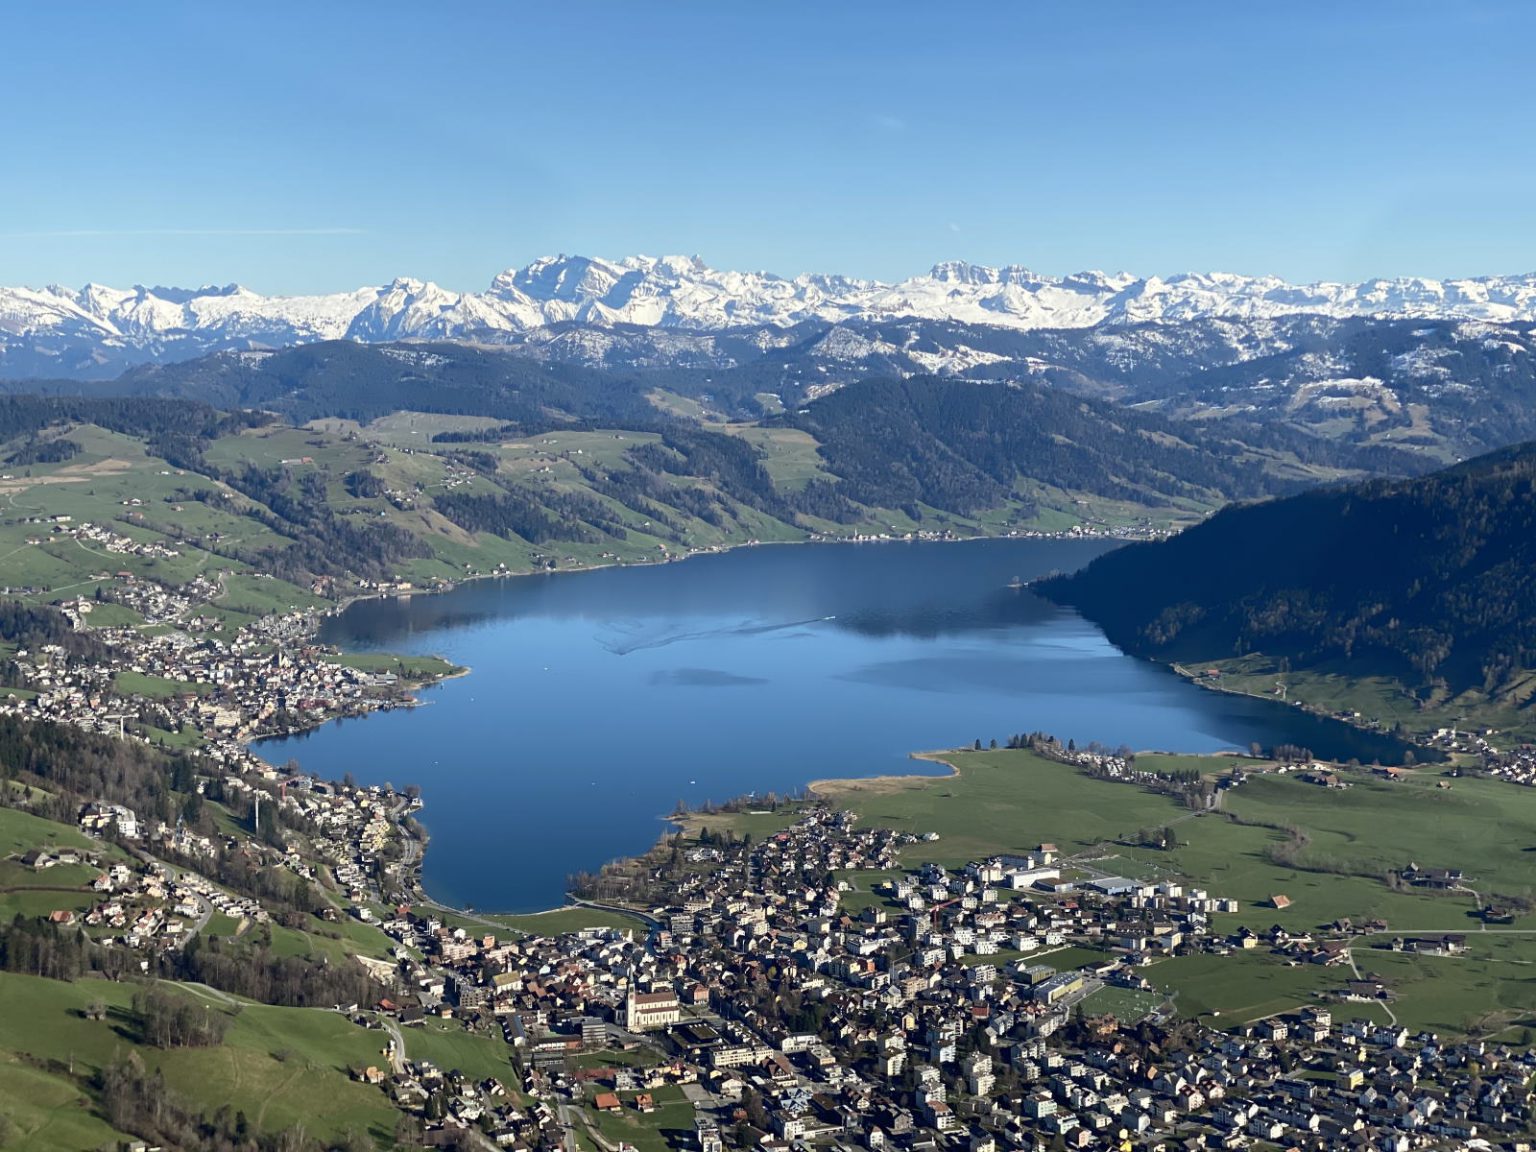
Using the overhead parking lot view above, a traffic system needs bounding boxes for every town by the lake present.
[7,537,1536,1152]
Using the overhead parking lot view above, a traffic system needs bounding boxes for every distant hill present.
[781,375,1331,515]
[5,346,1426,523]
[109,341,660,427]
[1039,443,1536,699]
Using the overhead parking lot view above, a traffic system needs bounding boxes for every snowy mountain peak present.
[8,255,1536,380]
[928,261,1001,286]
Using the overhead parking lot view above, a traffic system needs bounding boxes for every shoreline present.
[305,533,1122,918]
[1165,660,1436,763]
[237,659,473,751]
[806,750,961,799]
[320,524,1145,620]
[272,533,1251,924]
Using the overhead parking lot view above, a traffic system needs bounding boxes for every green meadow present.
[0,974,398,1148]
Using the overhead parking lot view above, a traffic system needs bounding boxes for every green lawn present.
[1037,945,1112,972]
[1355,936,1536,1036]
[0,888,97,922]
[326,652,462,682]
[1151,952,1351,1023]
[202,911,245,938]
[0,1055,135,1152]
[585,1091,695,1152]
[570,1048,661,1071]
[1135,751,1263,778]
[1081,984,1168,1022]
[112,670,211,698]
[493,907,646,935]
[0,806,99,857]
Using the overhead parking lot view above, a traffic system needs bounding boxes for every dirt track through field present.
[0,457,135,494]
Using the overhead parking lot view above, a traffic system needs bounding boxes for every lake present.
[258,538,1407,911]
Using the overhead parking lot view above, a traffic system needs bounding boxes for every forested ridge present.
[113,340,661,427]
[1039,441,1536,695]
[784,376,1288,515]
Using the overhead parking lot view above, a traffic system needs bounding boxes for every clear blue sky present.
[4,1,1533,294]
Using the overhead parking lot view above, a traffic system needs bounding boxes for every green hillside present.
[0,379,1384,619]
[1040,441,1536,735]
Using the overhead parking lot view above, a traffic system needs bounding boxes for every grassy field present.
[0,973,397,1146]
[326,651,462,682]
[0,806,100,858]
[570,1047,662,1071]
[1081,984,1168,1022]
[1151,951,1353,1023]
[1219,768,1536,910]
[112,670,212,698]
[0,809,112,922]
[1354,935,1536,1036]
[815,750,1188,866]
[727,426,834,491]
[492,907,645,935]
[401,1019,517,1087]
[1197,653,1536,742]
[0,1055,135,1152]
[677,803,808,844]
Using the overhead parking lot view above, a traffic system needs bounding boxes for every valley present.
[4,268,1536,1152]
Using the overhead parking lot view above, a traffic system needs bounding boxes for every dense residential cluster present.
[2,596,431,745]
[1419,726,1536,788]
[326,808,1536,1152]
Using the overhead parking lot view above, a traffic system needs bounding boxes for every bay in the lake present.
[258,538,1408,912]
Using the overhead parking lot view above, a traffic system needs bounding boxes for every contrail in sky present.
[0,228,365,239]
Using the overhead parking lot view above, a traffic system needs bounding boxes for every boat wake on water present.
[597,615,836,655]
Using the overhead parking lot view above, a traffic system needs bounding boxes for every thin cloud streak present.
[0,228,366,239]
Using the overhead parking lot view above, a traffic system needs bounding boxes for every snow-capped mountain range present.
[6,255,1536,379]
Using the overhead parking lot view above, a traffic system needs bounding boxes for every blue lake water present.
[258,538,1405,911]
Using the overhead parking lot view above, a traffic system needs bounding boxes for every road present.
[183,891,214,939]
[556,1102,584,1152]
[1344,944,1398,1026]
[564,895,661,930]
[376,1013,408,1075]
